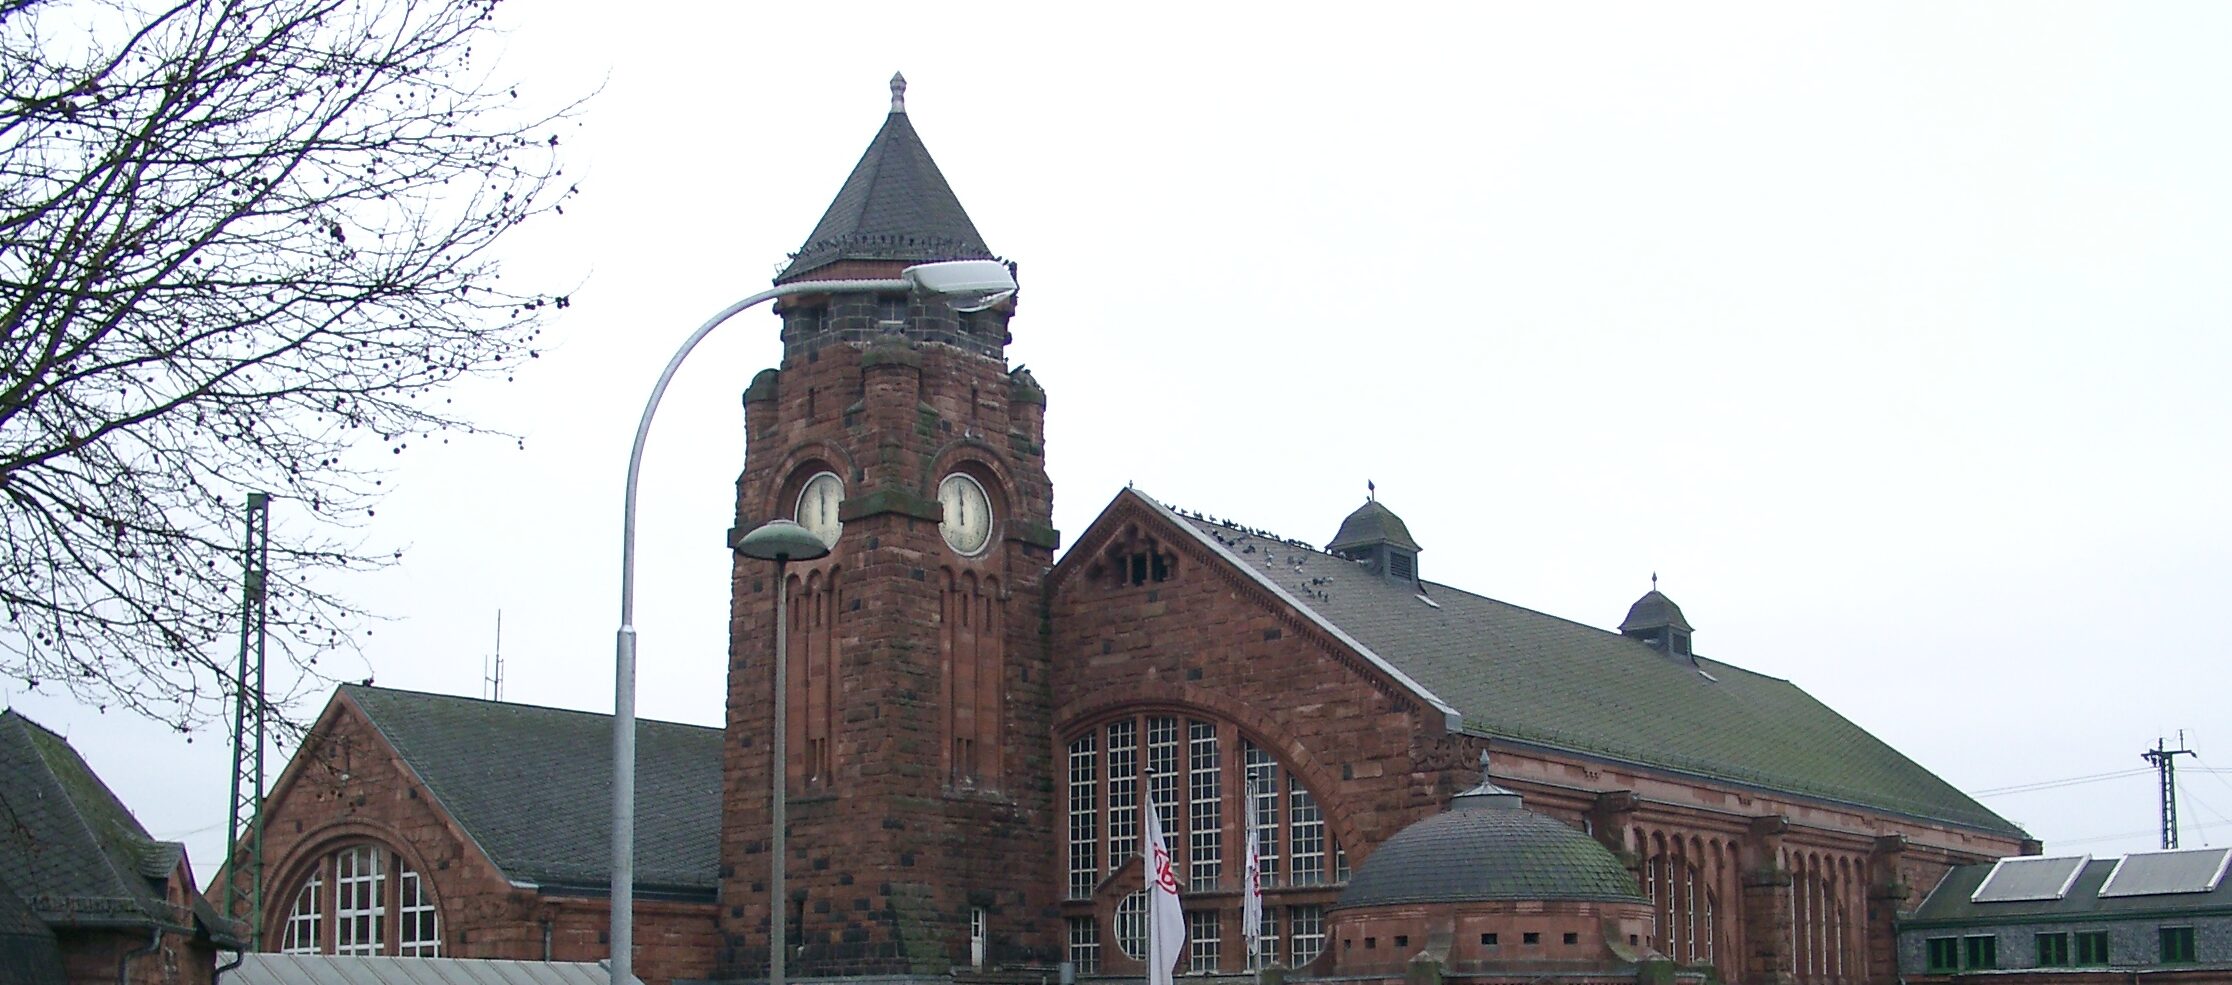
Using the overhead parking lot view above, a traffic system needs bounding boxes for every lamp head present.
[734,519,833,563]
[902,259,1017,313]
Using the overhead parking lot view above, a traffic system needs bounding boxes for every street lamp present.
[612,259,1016,985]
[731,519,830,985]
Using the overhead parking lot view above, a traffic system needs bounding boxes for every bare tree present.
[0,0,575,731]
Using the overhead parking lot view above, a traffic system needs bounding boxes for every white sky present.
[10,2,2232,882]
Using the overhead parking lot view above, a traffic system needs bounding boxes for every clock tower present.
[716,76,1060,978]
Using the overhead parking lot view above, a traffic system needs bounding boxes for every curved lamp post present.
[730,519,830,985]
[613,260,1016,985]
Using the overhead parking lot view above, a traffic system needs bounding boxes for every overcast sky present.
[10,2,2232,880]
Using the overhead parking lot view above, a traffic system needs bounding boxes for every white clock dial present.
[795,472,844,547]
[937,473,993,556]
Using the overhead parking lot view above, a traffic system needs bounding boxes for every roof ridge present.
[1168,512,1763,676]
[341,684,717,731]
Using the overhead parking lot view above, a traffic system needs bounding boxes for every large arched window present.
[1063,713,1343,973]
[275,843,440,956]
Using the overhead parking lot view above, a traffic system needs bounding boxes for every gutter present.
[211,946,247,985]
[116,926,160,985]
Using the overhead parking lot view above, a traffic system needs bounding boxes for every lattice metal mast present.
[223,492,271,946]
[2142,733,2195,850]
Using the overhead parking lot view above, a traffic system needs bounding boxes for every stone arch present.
[1056,701,1350,974]
[1054,685,1354,862]
[761,443,859,520]
[265,819,446,956]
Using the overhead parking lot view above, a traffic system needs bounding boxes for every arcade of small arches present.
[271,841,441,957]
[1619,824,1872,984]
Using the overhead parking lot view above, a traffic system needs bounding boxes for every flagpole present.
[1144,793,1187,985]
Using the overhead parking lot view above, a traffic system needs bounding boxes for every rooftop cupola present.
[1618,576,1694,662]
[1327,486,1421,584]
[776,72,997,284]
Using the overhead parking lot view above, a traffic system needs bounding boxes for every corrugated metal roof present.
[1970,854,2089,902]
[2099,847,2232,898]
[232,954,641,985]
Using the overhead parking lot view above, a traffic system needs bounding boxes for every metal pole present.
[612,277,908,985]
[771,558,790,985]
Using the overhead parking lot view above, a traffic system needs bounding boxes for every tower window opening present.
[877,296,906,328]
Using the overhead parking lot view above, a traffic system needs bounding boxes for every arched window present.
[274,843,440,956]
[1063,713,1342,973]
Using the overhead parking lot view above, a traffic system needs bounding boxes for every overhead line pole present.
[223,492,271,947]
[2143,734,2196,850]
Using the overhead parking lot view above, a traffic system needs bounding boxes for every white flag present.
[1144,796,1186,985]
[1242,818,1264,964]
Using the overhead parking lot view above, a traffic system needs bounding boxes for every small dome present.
[1335,807,1642,909]
[1328,499,1420,554]
[1618,589,1692,635]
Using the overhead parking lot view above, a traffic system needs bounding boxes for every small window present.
[1522,932,1540,945]
[970,906,987,968]
[1364,937,1376,949]
[1068,918,1101,975]
[1967,934,2001,968]
[1393,935,1408,949]
[876,296,906,326]
[1562,932,1578,945]
[2036,932,2070,967]
[1480,933,1498,946]
[2161,926,2196,964]
[1925,937,1960,972]
[2076,931,2110,965]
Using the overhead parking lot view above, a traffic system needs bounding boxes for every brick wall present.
[55,927,215,985]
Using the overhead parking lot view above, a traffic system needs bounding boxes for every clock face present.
[795,472,844,548]
[937,473,994,556]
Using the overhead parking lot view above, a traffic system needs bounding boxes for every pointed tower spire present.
[777,75,994,283]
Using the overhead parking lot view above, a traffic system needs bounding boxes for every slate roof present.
[1334,802,1642,908]
[340,686,723,897]
[1906,855,2232,926]
[1155,498,2020,837]
[777,77,994,283]
[0,710,193,930]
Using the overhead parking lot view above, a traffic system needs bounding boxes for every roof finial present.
[1367,478,1376,503]
[1651,571,1658,591]
[889,72,907,114]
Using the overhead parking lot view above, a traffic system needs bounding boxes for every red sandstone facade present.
[230,694,718,984]
[1037,492,2029,985]
[717,257,1058,978]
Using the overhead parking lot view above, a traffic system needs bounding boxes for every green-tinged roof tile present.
[342,685,722,895]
